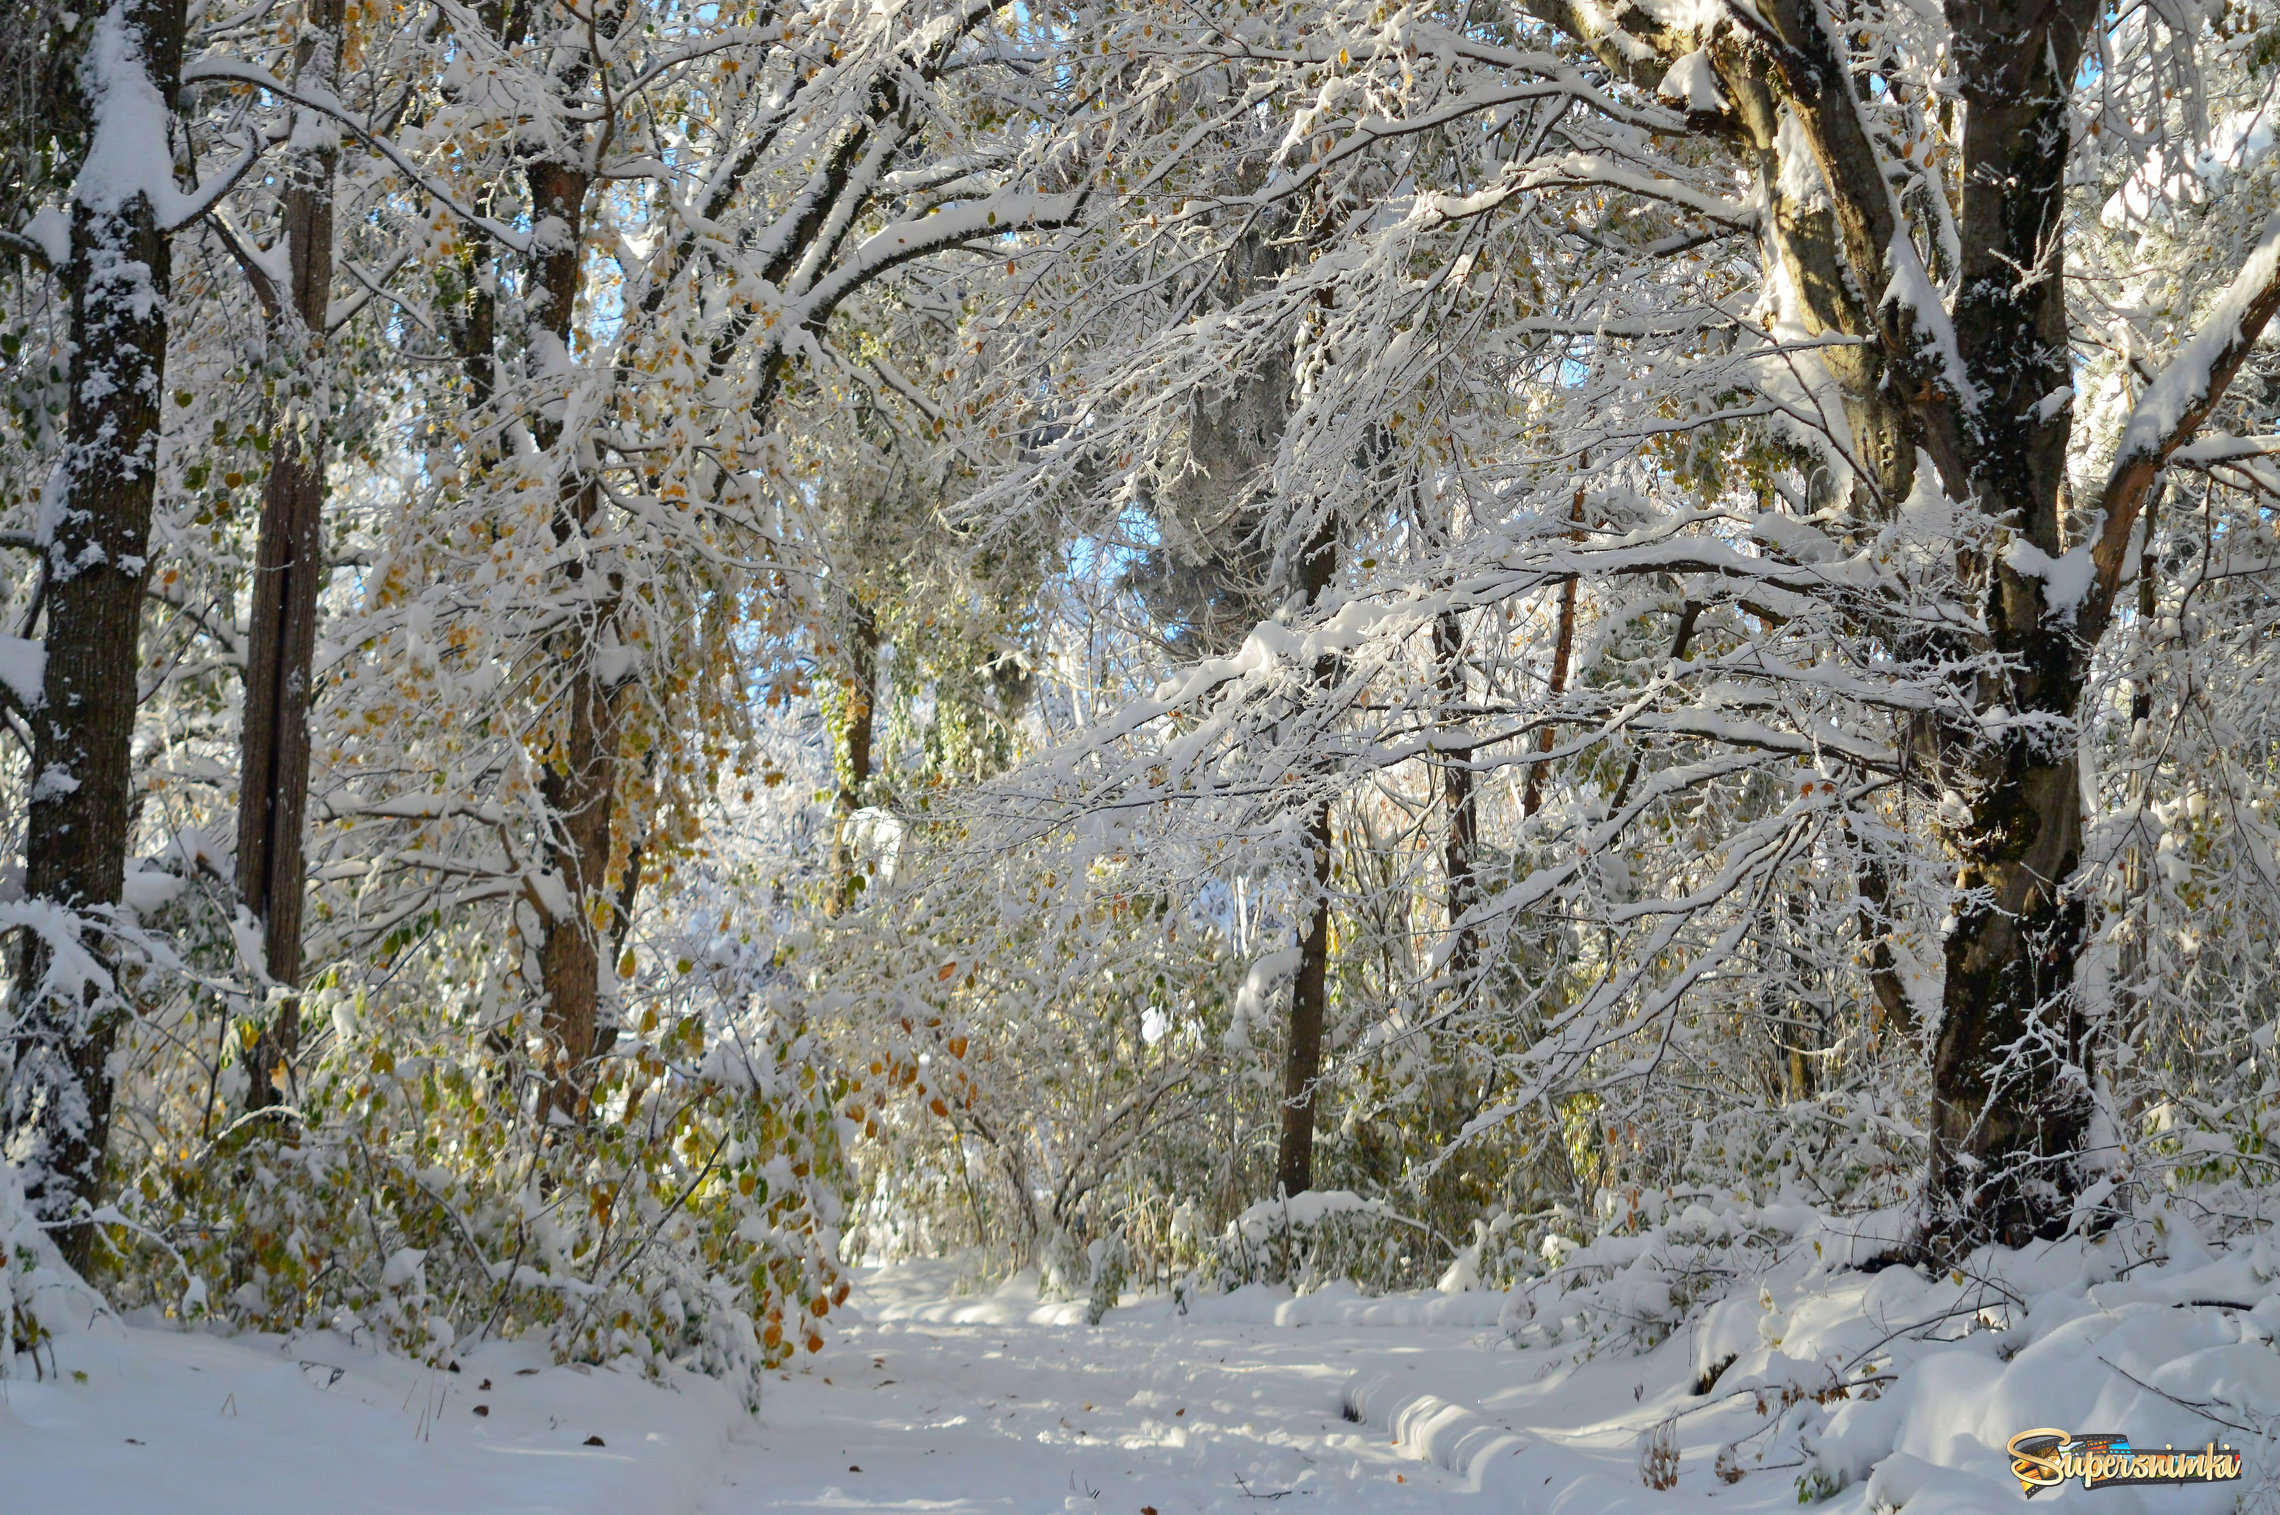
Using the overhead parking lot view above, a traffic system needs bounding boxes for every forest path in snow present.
[720,1234,2280,1515]
[21,1233,2271,1514]
[714,1267,1510,1515]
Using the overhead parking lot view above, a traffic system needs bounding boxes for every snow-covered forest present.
[6,0,2280,1505]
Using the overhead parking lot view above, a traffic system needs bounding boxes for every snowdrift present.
[1337,1199,2280,1512]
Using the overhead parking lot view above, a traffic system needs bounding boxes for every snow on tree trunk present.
[8,0,182,1266]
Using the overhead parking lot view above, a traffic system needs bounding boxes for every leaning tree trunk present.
[7,0,183,1269]
[240,0,344,1111]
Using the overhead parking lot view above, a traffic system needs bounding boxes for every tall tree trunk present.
[1695,0,2097,1255]
[1527,0,2280,1259]
[2106,486,2163,1093]
[6,0,184,1268]
[824,602,879,917]
[535,558,620,1125]
[1274,519,1339,1197]
[1274,795,1333,1198]
[1921,0,2101,1256]
[1434,609,1476,984]
[241,0,344,1111]
[1712,0,2100,1253]
[523,152,616,1125]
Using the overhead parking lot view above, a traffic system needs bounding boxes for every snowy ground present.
[11,1220,2280,1513]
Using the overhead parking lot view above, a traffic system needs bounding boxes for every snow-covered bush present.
[1205,1190,1449,1295]
[822,823,1264,1276]
[1,1157,53,1372]
[1501,1196,1913,1359]
[82,876,853,1405]
[0,1158,111,1380]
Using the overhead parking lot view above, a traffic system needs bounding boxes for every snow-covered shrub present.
[1,1157,52,1372]
[0,1158,112,1379]
[1082,1231,1129,1325]
[822,825,1263,1278]
[1205,1189,1448,1295]
[1499,1196,1890,1357]
[89,890,852,1405]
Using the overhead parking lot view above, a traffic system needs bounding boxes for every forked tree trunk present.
[6,0,183,1269]
[241,0,345,1111]
[1541,0,2122,1254]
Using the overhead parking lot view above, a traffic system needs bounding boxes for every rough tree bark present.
[1916,0,2103,1253]
[5,0,185,1268]
[240,0,345,1111]
[534,563,622,1126]
[1747,0,2269,1252]
[1710,0,2105,1250]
